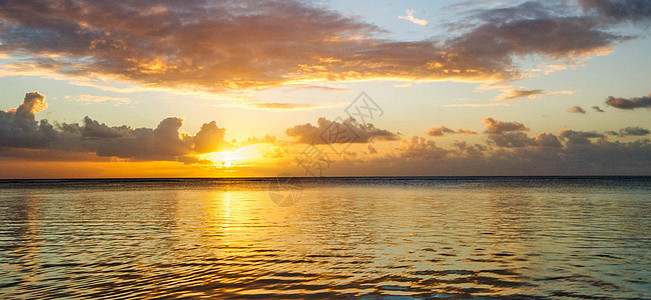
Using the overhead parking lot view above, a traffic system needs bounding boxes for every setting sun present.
[198,146,262,169]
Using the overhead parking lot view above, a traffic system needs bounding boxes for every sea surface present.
[0,177,649,299]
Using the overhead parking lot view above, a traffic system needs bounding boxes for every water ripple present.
[0,177,649,298]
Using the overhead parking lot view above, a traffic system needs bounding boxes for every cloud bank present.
[0,0,646,92]
[0,92,232,162]
[1,93,649,175]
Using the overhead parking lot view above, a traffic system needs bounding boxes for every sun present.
[197,145,261,169]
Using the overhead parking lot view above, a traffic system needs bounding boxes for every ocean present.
[0,177,649,299]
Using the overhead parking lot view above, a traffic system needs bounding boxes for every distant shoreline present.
[1,175,649,183]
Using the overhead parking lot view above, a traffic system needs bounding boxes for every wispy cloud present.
[251,103,335,111]
[71,95,131,105]
[427,126,476,137]
[214,101,347,111]
[398,9,429,26]
[287,85,350,92]
[496,89,545,101]
[444,103,511,107]
[495,89,573,101]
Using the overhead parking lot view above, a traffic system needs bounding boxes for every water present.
[0,177,649,299]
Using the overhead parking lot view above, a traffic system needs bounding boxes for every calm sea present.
[0,177,649,299]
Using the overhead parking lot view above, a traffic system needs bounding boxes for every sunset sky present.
[0,0,650,178]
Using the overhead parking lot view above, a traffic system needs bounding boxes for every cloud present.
[343,134,650,176]
[285,117,399,144]
[481,117,554,148]
[397,136,447,159]
[487,132,538,148]
[567,105,587,113]
[0,92,234,162]
[604,93,651,109]
[2,92,650,175]
[193,121,233,153]
[606,127,650,137]
[591,105,605,112]
[444,103,511,107]
[74,95,131,105]
[0,0,641,92]
[338,117,649,175]
[483,117,529,134]
[289,85,350,92]
[533,133,563,147]
[398,9,429,26]
[496,89,545,101]
[240,135,278,146]
[578,0,651,22]
[0,91,56,148]
[558,129,605,145]
[426,126,476,137]
[446,3,629,60]
[495,89,573,101]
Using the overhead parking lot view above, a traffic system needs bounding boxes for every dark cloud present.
[487,132,537,148]
[483,118,529,134]
[558,129,605,145]
[486,132,563,148]
[604,93,651,109]
[591,105,605,112]
[333,122,650,176]
[606,127,650,137]
[0,0,641,92]
[339,135,650,176]
[533,133,563,147]
[449,141,488,157]
[0,91,57,148]
[482,118,566,148]
[579,0,651,22]
[396,136,448,160]
[567,105,587,113]
[0,92,233,161]
[446,2,630,73]
[426,126,477,137]
[285,117,399,144]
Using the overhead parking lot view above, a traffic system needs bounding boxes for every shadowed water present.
[0,177,649,299]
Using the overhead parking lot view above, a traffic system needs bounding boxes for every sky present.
[0,0,650,178]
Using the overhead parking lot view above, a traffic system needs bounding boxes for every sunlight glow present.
[197,145,261,169]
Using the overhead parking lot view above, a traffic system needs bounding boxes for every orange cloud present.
[0,0,637,92]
